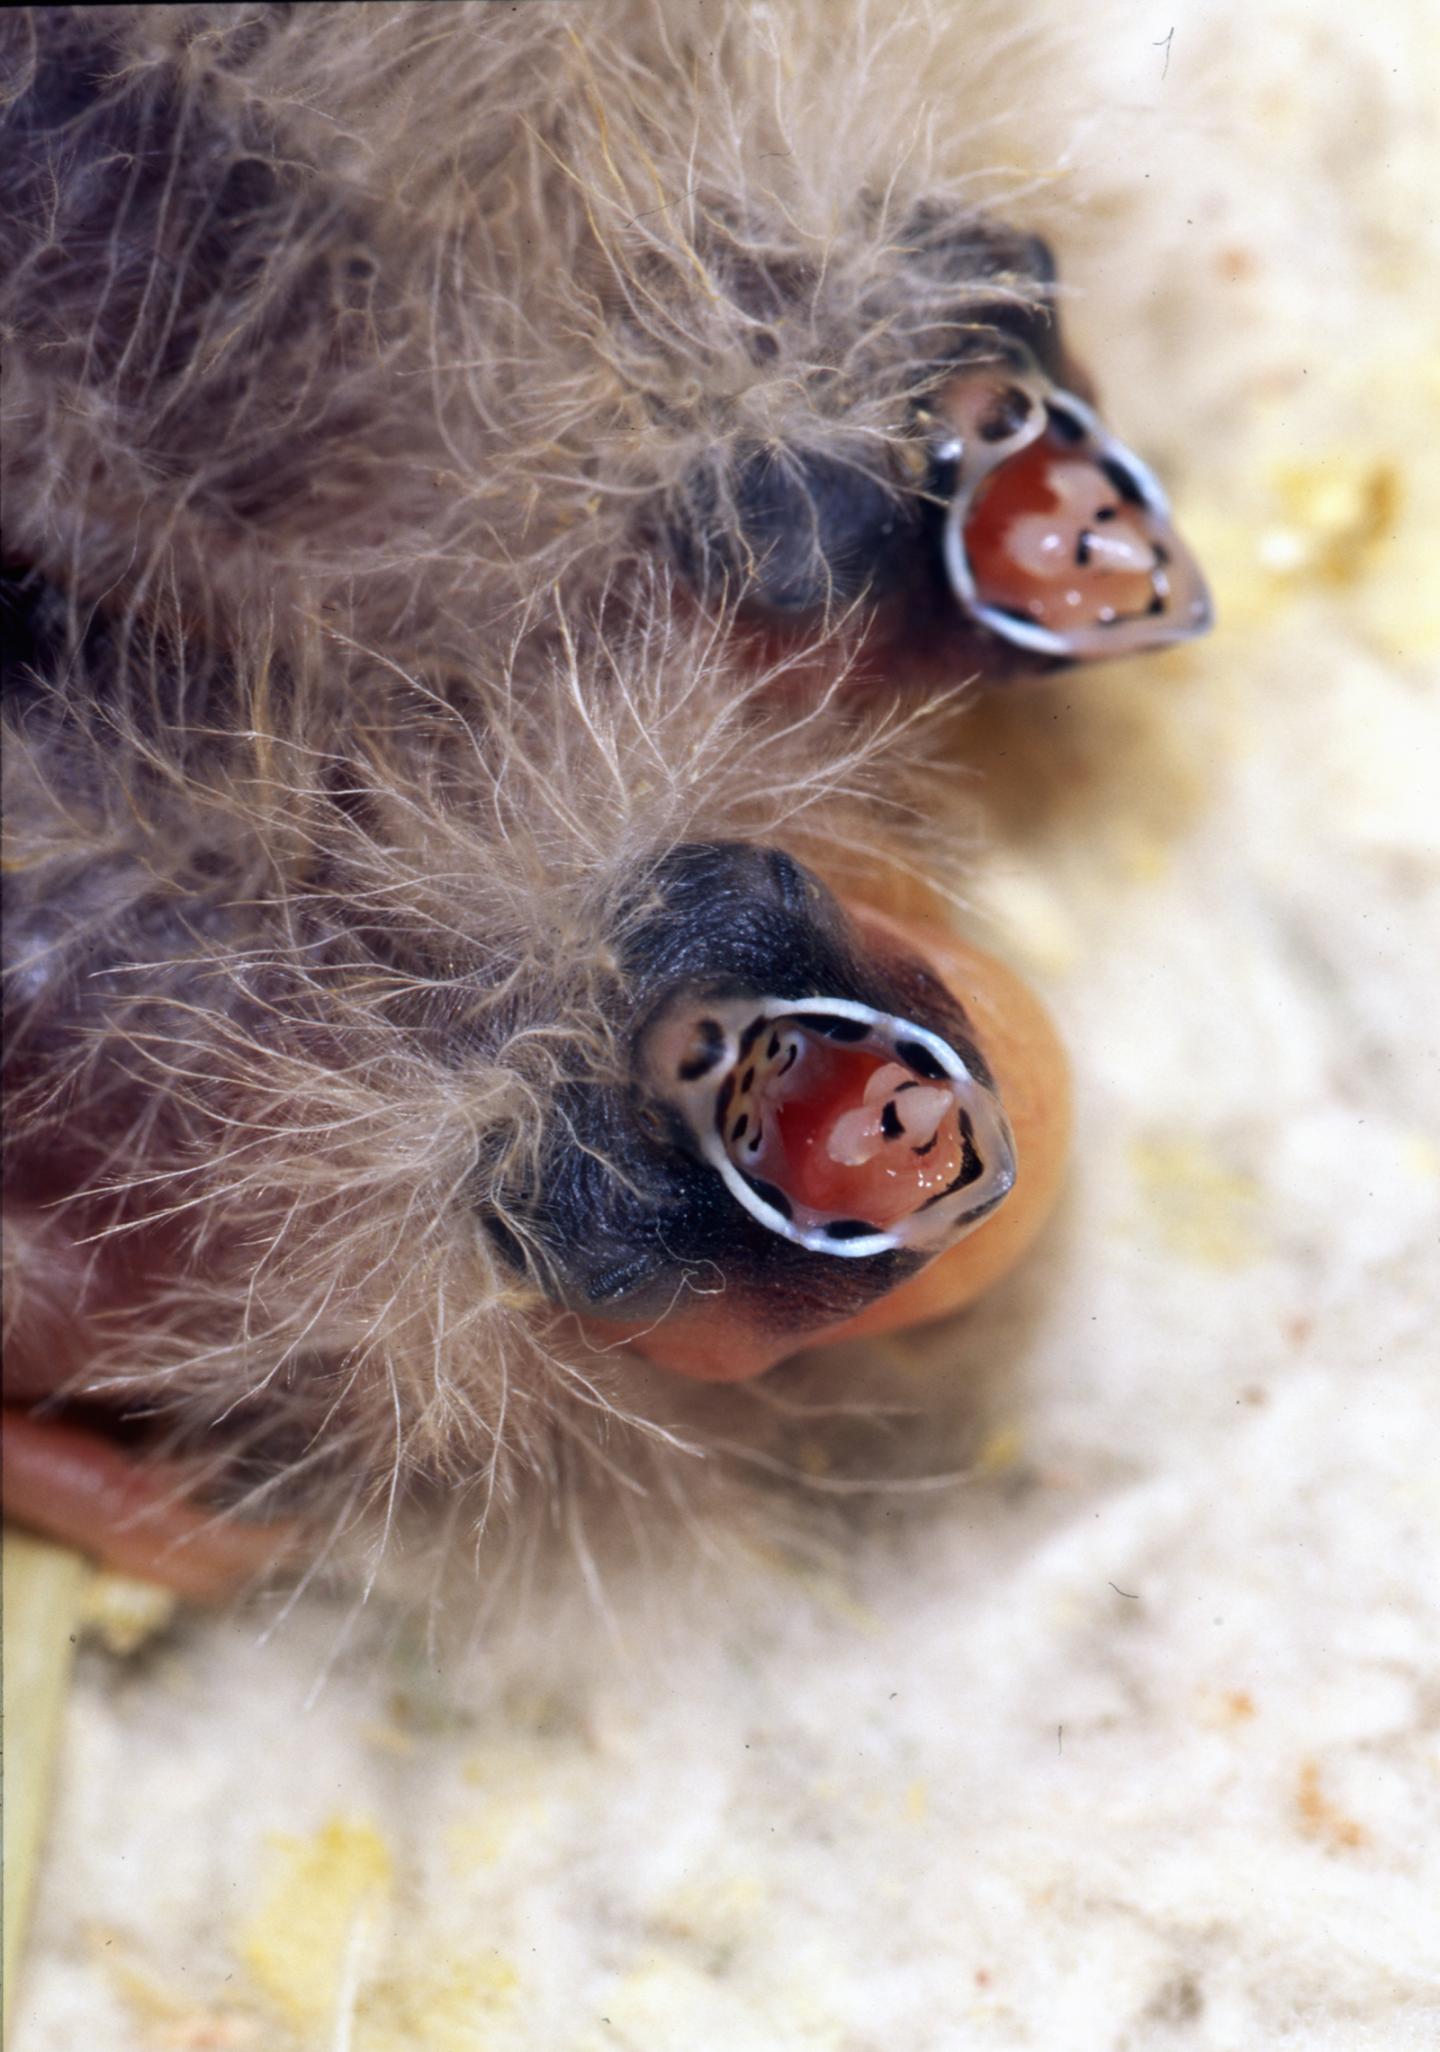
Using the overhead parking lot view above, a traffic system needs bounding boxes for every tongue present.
[739,1041,965,1228]
[828,1063,953,1165]
[962,427,1160,632]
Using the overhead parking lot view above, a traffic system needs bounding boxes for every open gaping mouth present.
[644,992,1016,1258]
[935,349,1212,661]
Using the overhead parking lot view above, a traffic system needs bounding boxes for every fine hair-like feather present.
[2,1,1077,1600]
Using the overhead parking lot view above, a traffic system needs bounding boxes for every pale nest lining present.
[8,0,1439,2047]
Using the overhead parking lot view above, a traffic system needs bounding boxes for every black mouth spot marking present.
[978,386,1035,443]
[1148,594,1166,615]
[917,1109,984,1204]
[678,1016,726,1081]
[738,1017,767,1058]
[912,1134,938,1158]
[791,1012,871,1043]
[880,1101,904,1140]
[740,1067,755,1093]
[732,1113,749,1142]
[1076,532,1094,568]
[779,1044,799,1075]
[1046,404,1087,445]
[957,1108,984,1187]
[825,1219,876,1241]
[1099,456,1146,506]
[894,1039,948,1081]
[1095,505,1118,523]
[767,1033,781,1059]
[919,1162,983,1209]
[743,1174,793,1221]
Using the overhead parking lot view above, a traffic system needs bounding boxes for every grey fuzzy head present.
[501,844,1011,1339]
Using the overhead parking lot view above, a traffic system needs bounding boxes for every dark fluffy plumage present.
[1,2,1074,1590]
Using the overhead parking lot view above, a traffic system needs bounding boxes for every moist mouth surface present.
[936,352,1213,661]
[647,993,1016,1259]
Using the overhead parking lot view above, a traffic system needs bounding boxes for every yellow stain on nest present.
[78,1570,178,1656]
[445,1790,550,1874]
[973,1423,1025,1478]
[601,1956,728,2035]
[363,1957,521,2051]
[1106,817,1174,886]
[596,1953,851,2049]
[1130,1139,1264,1268]
[1185,350,1440,654]
[1295,1759,1369,1853]
[1184,449,1398,625]
[237,1816,522,2048]
[102,1939,261,2046]
[237,1815,393,2029]
[653,1871,767,1943]
[1194,1686,1259,1729]
[1261,456,1402,588]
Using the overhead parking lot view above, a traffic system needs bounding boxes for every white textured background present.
[12,2,1438,2045]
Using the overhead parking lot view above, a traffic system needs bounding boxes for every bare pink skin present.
[2,1409,296,1600]
[3,1209,299,1598]
[964,427,1164,634]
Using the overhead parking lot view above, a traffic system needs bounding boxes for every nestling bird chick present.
[6,1,1215,1598]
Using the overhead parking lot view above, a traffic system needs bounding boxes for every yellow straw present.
[2,1531,91,2047]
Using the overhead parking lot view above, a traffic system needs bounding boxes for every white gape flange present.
[651,993,1016,1260]
[938,346,1213,661]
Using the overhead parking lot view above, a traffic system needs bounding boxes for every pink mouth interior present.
[962,423,1171,634]
[722,1027,968,1229]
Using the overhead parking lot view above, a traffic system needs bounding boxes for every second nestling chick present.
[3,555,1069,1587]
[668,236,1210,673]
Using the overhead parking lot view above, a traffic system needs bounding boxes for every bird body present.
[1,3,1200,1595]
